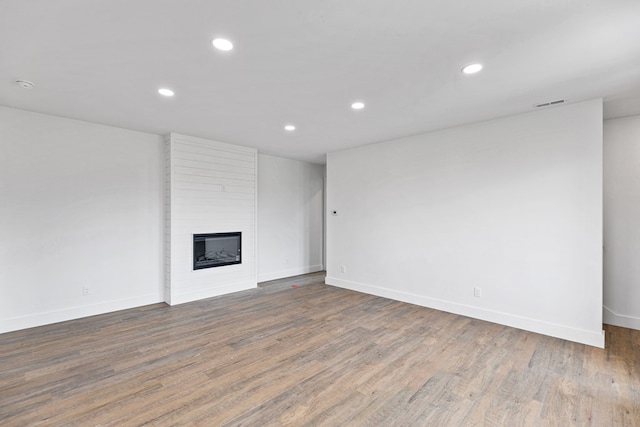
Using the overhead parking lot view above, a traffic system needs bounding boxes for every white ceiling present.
[2,0,639,164]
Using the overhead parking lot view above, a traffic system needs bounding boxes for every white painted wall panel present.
[326,99,604,347]
[165,133,257,304]
[604,115,640,330]
[0,107,164,333]
[257,154,324,282]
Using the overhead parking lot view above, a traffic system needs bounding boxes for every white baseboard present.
[0,293,163,334]
[168,281,256,305]
[326,276,605,348]
[603,305,640,331]
[258,264,324,283]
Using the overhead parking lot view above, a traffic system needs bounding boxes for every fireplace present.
[193,232,241,270]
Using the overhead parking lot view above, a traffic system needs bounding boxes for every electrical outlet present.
[474,287,482,298]
[341,265,347,273]
[82,286,90,295]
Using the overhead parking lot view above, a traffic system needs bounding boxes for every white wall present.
[326,99,604,347]
[258,154,324,282]
[0,107,164,333]
[165,133,257,304]
[604,115,640,330]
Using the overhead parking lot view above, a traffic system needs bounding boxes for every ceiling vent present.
[16,79,35,89]
[533,99,565,108]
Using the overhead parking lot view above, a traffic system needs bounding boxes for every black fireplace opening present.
[193,232,241,270]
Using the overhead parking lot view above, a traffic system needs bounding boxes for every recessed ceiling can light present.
[212,38,233,51]
[461,63,483,74]
[284,124,296,131]
[16,79,35,89]
[351,101,365,110]
[158,88,174,97]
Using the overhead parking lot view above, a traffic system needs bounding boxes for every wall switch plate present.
[83,286,89,295]
[341,265,346,273]
[474,287,482,298]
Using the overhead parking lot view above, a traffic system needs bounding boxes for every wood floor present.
[1,272,639,426]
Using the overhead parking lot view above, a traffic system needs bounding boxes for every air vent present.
[533,99,565,108]
[16,79,35,89]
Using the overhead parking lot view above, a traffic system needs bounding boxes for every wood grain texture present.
[1,272,639,426]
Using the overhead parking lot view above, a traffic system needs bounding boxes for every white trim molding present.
[603,305,640,331]
[326,276,605,348]
[0,294,163,334]
[258,265,324,283]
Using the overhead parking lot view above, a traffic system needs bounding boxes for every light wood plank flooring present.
[1,273,639,426]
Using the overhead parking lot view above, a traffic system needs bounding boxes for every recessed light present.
[158,88,174,97]
[461,63,483,74]
[16,79,35,89]
[284,124,296,131]
[351,101,365,110]
[212,38,233,51]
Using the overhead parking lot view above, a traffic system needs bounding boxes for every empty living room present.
[1,1,639,425]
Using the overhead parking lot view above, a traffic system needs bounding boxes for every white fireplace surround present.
[164,133,258,305]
